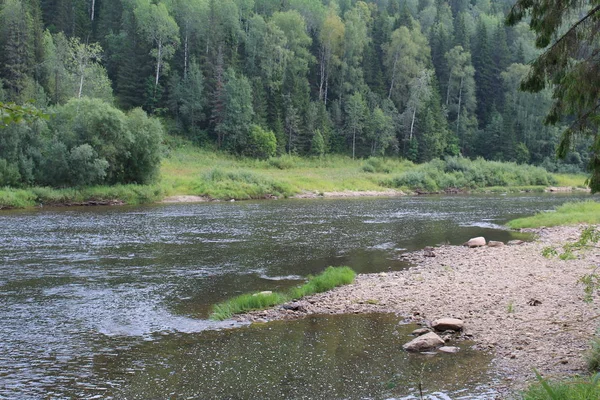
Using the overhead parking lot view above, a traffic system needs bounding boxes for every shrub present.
[385,156,556,192]
[244,125,277,159]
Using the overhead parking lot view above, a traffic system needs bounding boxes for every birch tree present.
[134,0,180,95]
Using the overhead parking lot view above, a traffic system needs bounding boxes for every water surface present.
[0,193,591,398]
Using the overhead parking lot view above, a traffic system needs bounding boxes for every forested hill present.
[0,0,589,172]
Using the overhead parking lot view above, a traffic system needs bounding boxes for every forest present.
[0,0,592,188]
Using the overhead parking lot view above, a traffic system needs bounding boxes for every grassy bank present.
[0,184,164,209]
[0,139,590,209]
[161,143,583,198]
[210,266,356,321]
[507,201,600,229]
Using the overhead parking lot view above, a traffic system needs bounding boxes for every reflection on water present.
[0,193,592,398]
[100,314,497,400]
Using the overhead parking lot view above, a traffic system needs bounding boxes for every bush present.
[244,125,277,159]
[385,156,557,192]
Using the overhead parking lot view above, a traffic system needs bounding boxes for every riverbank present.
[235,225,600,393]
[0,143,589,209]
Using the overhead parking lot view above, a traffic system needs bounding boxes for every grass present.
[382,157,558,192]
[521,373,600,399]
[0,137,591,209]
[507,201,600,229]
[0,184,164,209]
[210,266,356,321]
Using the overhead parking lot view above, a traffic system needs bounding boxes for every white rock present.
[253,291,273,296]
[432,318,464,331]
[438,346,460,354]
[466,237,486,247]
[402,332,445,352]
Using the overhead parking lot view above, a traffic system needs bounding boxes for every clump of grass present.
[586,336,600,372]
[211,292,289,321]
[507,300,515,313]
[288,266,356,299]
[196,168,296,200]
[521,372,600,399]
[384,156,557,192]
[210,266,356,320]
[507,201,600,229]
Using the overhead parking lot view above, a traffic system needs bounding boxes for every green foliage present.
[587,336,600,372]
[244,125,277,159]
[198,168,295,199]
[521,372,600,400]
[288,266,356,299]
[210,266,356,320]
[385,156,556,192]
[0,184,164,209]
[508,202,600,229]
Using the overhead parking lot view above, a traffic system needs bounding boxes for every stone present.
[488,241,504,247]
[402,332,445,352]
[432,318,464,332]
[507,240,525,246]
[411,328,432,336]
[423,246,436,257]
[465,237,486,248]
[438,346,460,354]
[253,291,273,296]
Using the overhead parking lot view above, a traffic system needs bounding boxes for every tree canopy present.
[507,0,600,192]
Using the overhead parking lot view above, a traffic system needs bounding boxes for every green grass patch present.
[521,373,600,399]
[383,157,557,192]
[0,184,164,209]
[507,201,600,229]
[210,266,356,320]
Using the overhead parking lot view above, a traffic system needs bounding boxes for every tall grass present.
[384,157,557,192]
[520,373,600,400]
[210,266,356,320]
[194,168,296,199]
[507,201,600,229]
[0,184,164,209]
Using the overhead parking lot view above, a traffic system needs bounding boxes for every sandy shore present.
[236,225,600,393]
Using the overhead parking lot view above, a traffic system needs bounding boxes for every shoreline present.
[0,185,590,211]
[234,225,600,393]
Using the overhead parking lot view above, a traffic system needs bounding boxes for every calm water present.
[0,194,592,399]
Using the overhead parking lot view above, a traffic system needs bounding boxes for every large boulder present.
[465,237,486,248]
[432,318,464,332]
[402,332,445,352]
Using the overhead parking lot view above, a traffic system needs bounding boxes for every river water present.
[0,194,592,399]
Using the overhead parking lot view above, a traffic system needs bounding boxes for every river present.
[0,193,591,399]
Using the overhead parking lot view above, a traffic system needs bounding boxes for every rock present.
[253,291,273,296]
[432,318,464,332]
[402,332,445,352]
[423,246,436,257]
[411,328,432,336]
[507,240,525,246]
[488,241,504,247]
[465,237,486,248]
[438,346,460,354]
[282,303,306,312]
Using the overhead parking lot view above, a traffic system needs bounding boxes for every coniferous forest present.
[0,0,592,189]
